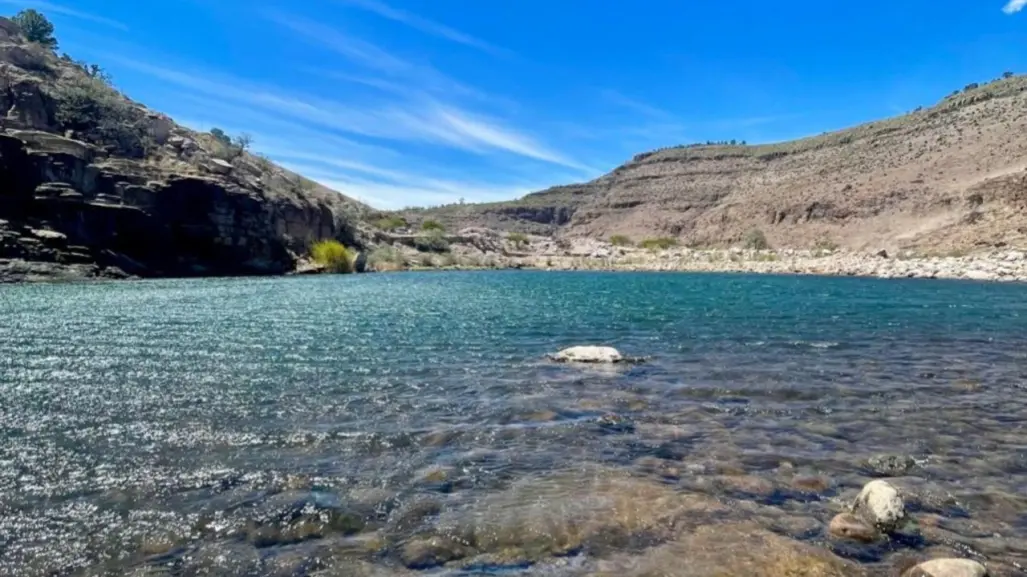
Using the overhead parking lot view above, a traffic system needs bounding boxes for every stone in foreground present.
[851,479,905,532]
[903,558,988,577]
[548,346,631,363]
[828,512,880,543]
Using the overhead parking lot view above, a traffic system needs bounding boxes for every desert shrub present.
[414,230,450,253]
[233,133,252,151]
[210,142,241,161]
[310,239,356,273]
[12,9,57,49]
[812,237,839,252]
[438,252,457,267]
[207,128,248,160]
[253,154,274,172]
[210,128,232,147]
[639,237,678,251]
[50,75,147,157]
[368,245,406,271]
[72,60,112,84]
[374,216,407,231]
[421,219,445,232]
[507,232,529,246]
[743,229,771,250]
[609,234,633,247]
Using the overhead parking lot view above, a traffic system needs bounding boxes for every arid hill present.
[405,76,1027,253]
[0,14,372,281]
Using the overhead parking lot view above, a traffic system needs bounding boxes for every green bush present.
[13,9,57,49]
[421,220,445,232]
[609,234,633,247]
[639,237,678,251]
[208,128,248,160]
[50,75,147,157]
[310,239,356,273]
[507,232,529,246]
[414,230,450,253]
[374,216,407,231]
[743,229,771,250]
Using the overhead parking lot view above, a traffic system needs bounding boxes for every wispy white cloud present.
[108,53,585,170]
[602,89,673,120]
[276,158,544,209]
[333,0,509,56]
[0,0,129,30]
[265,10,481,100]
[1003,0,1027,14]
[172,103,554,209]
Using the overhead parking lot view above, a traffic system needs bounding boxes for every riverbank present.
[6,245,1027,284]
[388,241,1027,282]
[519,247,1027,281]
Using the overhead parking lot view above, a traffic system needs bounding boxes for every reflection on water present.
[1,272,1026,576]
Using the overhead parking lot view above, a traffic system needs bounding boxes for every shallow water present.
[1,271,1027,576]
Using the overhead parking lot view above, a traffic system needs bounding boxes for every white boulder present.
[903,558,987,577]
[548,346,624,364]
[851,479,905,531]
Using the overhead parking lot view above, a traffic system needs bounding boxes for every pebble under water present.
[1,271,1027,577]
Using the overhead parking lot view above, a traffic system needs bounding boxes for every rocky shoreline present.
[7,245,1027,284]
[519,247,1027,282]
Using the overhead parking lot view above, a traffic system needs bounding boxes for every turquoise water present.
[2,271,1027,576]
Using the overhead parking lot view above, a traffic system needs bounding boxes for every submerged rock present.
[828,512,881,543]
[852,480,906,532]
[595,413,635,433]
[594,522,868,577]
[903,558,988,577]
[866,454,917,477]
[548,346,646,364]
[399,536,473,569]
[412,468,728,565]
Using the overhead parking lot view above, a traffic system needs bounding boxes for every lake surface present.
[2,271,1027,576]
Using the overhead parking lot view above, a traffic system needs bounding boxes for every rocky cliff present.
[407,76,1027,253]
[0,17,371,282]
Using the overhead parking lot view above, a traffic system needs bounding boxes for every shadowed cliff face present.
[410,76,1027,253]
[0,17,371,281]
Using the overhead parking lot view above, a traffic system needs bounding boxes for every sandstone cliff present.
[407,76,1027,253]
[0,17,371,282]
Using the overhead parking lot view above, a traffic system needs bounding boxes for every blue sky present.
[4,0,1027,209]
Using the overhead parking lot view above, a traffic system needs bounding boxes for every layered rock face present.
[410,76,1027,253]
[0,17,369,281]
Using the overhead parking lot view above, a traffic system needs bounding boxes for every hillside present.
[405,75,1027,253]
[0,14,373,282]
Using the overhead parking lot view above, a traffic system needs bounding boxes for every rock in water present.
[851,479,905,531]
[548,346,624,363]
[828,512,880,543]
[902,558,988,577]
[866,454,916,477]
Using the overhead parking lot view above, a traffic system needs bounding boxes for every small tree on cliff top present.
[12,9,57,49]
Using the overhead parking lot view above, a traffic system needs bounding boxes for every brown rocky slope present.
[406,75,1027,254]
[0,16,372,282]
